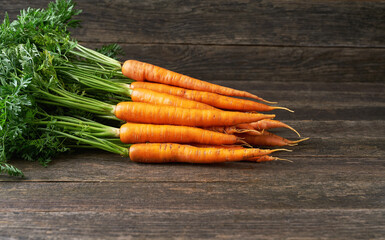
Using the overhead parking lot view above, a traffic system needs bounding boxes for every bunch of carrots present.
[112,60,308,163]
[47,58,307,164]
[0,0,307,176]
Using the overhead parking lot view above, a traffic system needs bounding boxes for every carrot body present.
[203,126,257,135]
[123,60,272,103]
[119,122,241,145]
[237,131,305,147]
[237,132,288,147]
[130,88,216,110]
[114,102,275,127]
[128,143,281,163]
[130,82,281,111]
[249,119,300,137]
[191,145,278,162]
[248,155,278,163]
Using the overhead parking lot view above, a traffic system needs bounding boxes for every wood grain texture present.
[3,0,385,47]
[1,210,384,239]
[94,44,385,82]
[0,159,385,212]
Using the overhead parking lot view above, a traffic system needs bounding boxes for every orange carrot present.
[119,122,244,145]
[122,60,275,103]
[128,143,288,163]
[235,123,263,135]
[249,119,300,137]
[129,81,287,111]
[114,102,275,127]
[203,126,260,135]
[237,131,308,147]
[191,144,244,149]
[129,87,217,110]
[190,145,289,163]
[247,155,292,163]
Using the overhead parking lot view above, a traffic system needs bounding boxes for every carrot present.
[114,102,275,127]
[249,119,300,137]
[129,81,288,111]
[203,126,260,135]
[128,143,289,163]
[129,87,217,110]
[247,155,292,163]
[237,131,309,147]
[191,145,291,163]
[235,123,263,135]
[122,60,275,103]
[191,144,244,149]
[119,122,244,145]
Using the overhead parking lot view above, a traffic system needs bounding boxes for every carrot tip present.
[289,137,310,144]
[276,157,293,163]
[288,126,301,137]
[264,114,276,119]
[261,99,278,104]
[274,106,294,113]
[288,143,298,147]
[272,148,292,153]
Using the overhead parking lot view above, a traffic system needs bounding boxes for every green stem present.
[48,129,129,156]
[70,44,122,70]
[36,87,115,115]
[63,61,125,78]
[57,67,131,96]
[36,120,120,138]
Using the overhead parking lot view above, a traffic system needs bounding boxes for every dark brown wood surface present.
[1,1,384,239]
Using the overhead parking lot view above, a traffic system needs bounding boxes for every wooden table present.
[1,1,384,239]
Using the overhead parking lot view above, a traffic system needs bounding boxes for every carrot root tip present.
[287,126,301,137]
[272,148,292,153]
[289,137,310,144]
[276,157,293,163]
[274,106,294,113]
[262,99,278,104]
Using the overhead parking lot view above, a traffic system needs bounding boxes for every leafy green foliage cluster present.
[0,0,81,53]
[0,0,128,177]
[0,43,70,177]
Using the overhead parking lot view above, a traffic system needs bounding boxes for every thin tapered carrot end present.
[263,114,276,119]
[275,157,293,163]
[271,148,292,153]
[262,99,278,104]
[273,106,294,113]
[287,126,301,137]
[247,93,277,104]
[288,137,310,144]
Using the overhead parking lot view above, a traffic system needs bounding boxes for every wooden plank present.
[280,120,385,138]
[0,174,384,211]
[0,210,384,239]
[3,0,385,47]
[107,44,385,82]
